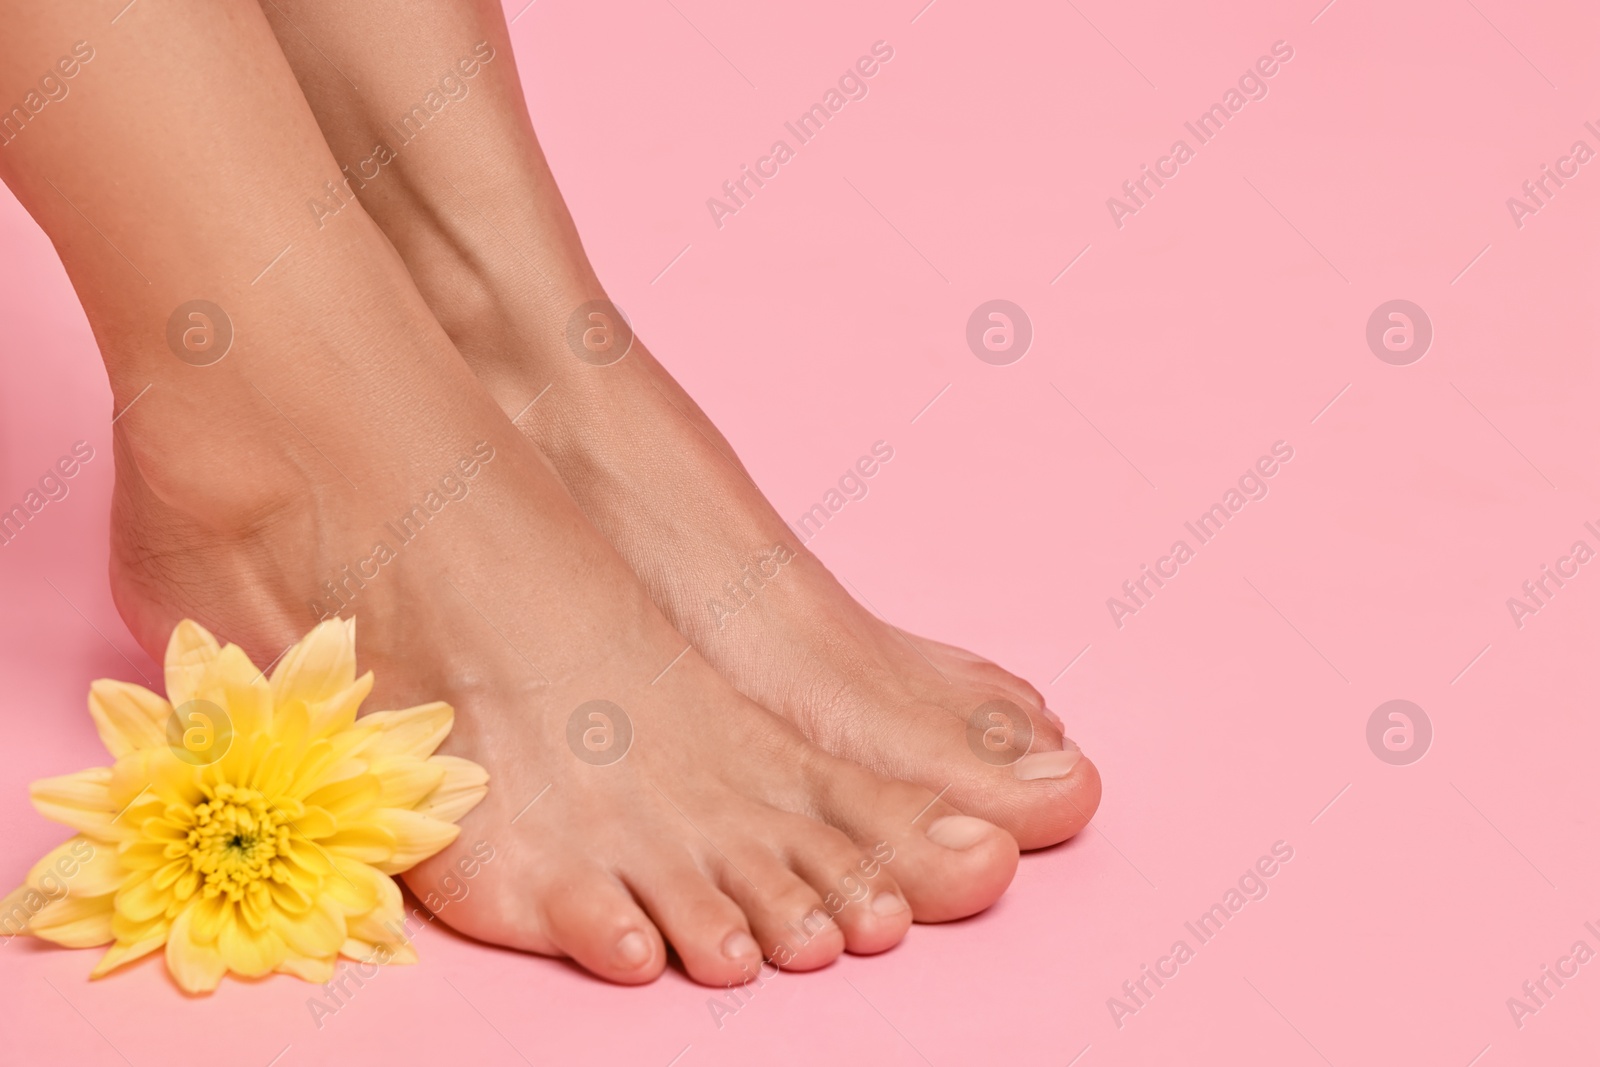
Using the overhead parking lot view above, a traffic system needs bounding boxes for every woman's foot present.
[257,0,1101,850]
[103,288,1020,983]
[106,311,1019,984]
[1,0,1016,985]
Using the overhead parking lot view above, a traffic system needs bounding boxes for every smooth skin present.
[256,0,1103,851]
[0,0,1016,986]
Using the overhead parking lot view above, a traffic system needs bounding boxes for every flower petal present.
[307,673,373,739]
[197,643,274,739]
[269,618,358,710]
[114,872,171,924]
[303,774,381,823]
[276,952,336,983]
[164,620,221,710]
[29,892,116,947]
[219,910,285,977]
[343,936,418,966]
[166,904,227,993]
[352,702,454,759]
[24,836,123,902]
[87,680,173,759]
[369,757,446,809]
[188,893,230,944]
[30,767,119,840]
[320,824,396,865]
[273,896,347,958]
[346,873,414,954]
[324,857,384,916]
[370,809,460,874]
[414,756,489,824]
[90,930,169,978]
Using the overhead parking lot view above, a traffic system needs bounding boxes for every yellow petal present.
[24,835,120,898]
[87,680,173,758]
[282,837,335,879]
[307,673,373,739]
[219,911,285,977]
[346,876,413,952]
[164,620,221,710]
[90,930,168,978]
[289,806,338,840]
[188,893,230,944]
[30,892,116,947]
[370,809,460,874]
[112,908,169,944]
[194,643,274,739]
[273,896,347,958]
[166,904,227,994]
[276,952,336,983]
[30,767,119,840]
[303,774,381,822]
[269,618,357,710]
[267,878,313,916]
[324,857,385,915]
[114,872,171,924]
[369,756,446,809]
[249,741,297,799]
[320,824,396,865]
[352,702,454,759]
[414,756,489,824]
[343,936,418,966]
[271,700,312,761]
[147,749,204,809]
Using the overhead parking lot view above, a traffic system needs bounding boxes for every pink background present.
[3,0,1598,1063]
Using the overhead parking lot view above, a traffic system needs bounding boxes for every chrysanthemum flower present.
[3,618,487,994]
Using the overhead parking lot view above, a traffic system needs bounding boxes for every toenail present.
[722,930,760,960]
[615,930,652,969]
[871,893,908,917]
[1013,743,1082,780]
[1042,706,1065,730]
[926,815,994,850]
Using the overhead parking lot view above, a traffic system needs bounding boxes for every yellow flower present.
[2,618,487,994]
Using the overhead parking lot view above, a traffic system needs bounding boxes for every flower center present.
[186,783,292,901]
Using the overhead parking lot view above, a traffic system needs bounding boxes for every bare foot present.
[101,235,1016,987]
[0,0,1016,983]
[254,0,1101,849]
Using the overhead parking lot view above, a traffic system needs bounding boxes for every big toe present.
[814,767,1020,923]
[894,700,1102,851]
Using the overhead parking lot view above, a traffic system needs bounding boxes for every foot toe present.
[539,867,666,985]
[719,850,846,972]
[624,854,764,986]
[784,823,912,956]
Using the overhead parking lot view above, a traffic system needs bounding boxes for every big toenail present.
[1013,743,1082,780]
[926,815,993,850]
[722,931,760,960]
[871,893,908,917]
[615,931,652,968]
